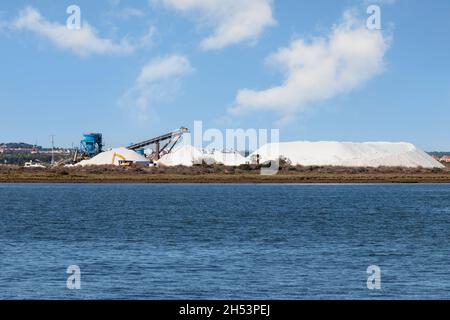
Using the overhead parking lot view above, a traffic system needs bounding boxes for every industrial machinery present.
[72,128,189,164]
[73,133,103,161]
[128,127,189,160]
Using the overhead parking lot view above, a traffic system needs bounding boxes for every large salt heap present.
[76,147,150,167]
[249,141,444,168]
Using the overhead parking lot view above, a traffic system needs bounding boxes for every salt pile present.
[250,141,444,168]
[202,150,247,166]
[158,145,204,167]
[76,147,150,167]
[158,145,248,167]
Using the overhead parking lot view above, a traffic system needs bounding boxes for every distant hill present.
[0,142,39,149]
[427,152,450,157]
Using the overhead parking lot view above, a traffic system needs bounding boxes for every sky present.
[0,0,449,151]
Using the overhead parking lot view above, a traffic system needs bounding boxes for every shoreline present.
[2,181,450,184]
[1,165,449,184]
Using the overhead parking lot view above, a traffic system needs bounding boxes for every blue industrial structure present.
[73,127,189,163]
[80,133,103,159]
[136,148,145,156]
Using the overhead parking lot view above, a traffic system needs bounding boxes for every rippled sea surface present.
[1,183,450,299]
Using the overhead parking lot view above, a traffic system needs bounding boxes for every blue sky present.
[0,0,449,151]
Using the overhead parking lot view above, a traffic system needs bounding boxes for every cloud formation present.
[120,55,194,120]
[157,0,276,50]
[115,7,146,20]
[12,6,133,57]
[230,11,391,120]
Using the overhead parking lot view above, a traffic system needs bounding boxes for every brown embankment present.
[1,164,450,183]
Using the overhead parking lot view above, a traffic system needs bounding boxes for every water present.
[1,183,450,300]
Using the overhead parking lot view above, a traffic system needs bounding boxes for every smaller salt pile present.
[158,145,204,167]
[202,150,247,166]
[76,147,150,167]
[158,145,248,167]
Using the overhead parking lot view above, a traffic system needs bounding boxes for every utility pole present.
[50,134,55,166]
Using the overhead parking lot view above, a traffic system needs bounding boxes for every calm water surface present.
[1,183,450,299]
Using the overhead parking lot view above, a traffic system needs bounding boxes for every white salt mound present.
[158,145,204,167]
[250,141,444,168]
[76,147,150,167]
[158,145,248,167]
[202,150,247,166]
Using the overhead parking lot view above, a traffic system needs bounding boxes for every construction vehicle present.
[112,152,134,167]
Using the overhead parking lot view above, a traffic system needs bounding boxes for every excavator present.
[112,152,129,166]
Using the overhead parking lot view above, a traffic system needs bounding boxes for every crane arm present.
[127,127,189,151]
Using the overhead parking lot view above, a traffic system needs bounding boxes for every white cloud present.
[12,6,133,57]
[137,55,193,83]
[120,55,194,120]
[230,11,391,120]
[156,0,276,50]
[106,4,146,21]
[116,7,146,19]
[139,25,157,48]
